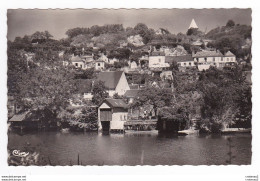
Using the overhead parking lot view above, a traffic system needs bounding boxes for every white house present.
[71,56,86,69]
[222,51,236,66]
[193,50,224,71]
[95,60,105,70]
[99,54,109,63]
[97,71,130,97]
[165,55,195,68]
[108,58,119,65]
[98,98,128,131]
[149,52,169,68]
[129,61,138,69]
[193,50,237,71]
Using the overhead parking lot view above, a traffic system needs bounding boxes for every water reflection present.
[8,131,252,165]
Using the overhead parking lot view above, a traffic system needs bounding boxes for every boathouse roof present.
[102,98,128,109]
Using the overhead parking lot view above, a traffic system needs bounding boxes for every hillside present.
[206,24,251,40]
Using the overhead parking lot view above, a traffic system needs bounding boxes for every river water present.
[8,131,251,165]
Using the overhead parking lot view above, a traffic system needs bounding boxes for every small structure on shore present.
[98,98,128,132]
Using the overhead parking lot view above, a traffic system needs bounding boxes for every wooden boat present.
[221,128,251,134]
[178,129,199,136]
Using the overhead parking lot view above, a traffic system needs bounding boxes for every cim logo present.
[12,150,29,157]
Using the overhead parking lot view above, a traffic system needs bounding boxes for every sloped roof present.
[103,98,128,109]
[9,111,30,122]
[225,51,235,57]
[97,71,123,90]
[193,51,223,58]
[165,55,193,63]
[129,84,139,90]
[71,56,83,62]
[124,89,141,98]
[150,51,165,56]
[189,19,198,29]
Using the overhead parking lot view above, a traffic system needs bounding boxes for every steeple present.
[189,19,198,29]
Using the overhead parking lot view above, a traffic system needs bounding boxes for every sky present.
[7,9,251,41]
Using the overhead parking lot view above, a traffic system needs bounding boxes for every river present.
[8,131,251,165]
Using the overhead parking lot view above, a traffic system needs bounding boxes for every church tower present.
[188,19,198,29]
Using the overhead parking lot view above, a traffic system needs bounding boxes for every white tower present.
[189,19,198,29]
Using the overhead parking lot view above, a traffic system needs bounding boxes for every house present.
[98,98,128,131]
[97,71,130,97]
[74,79,93,101]
[193,50,237,71]
[108,58,119,64]
[99,54,109,63]
[124,89,141,104]
[166,55,195,68]
[129,61,138,69]
[71,56,86,69]
[160,71,173,80]
[193,50,224,71]
[149,52,169,68]
[81,55,94,63]
[222,51,236,66]
[95,60,105,70]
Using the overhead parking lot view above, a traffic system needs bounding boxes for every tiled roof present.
[97,71,123,90]
[150,51,165,56]
[9,111,30,122]
[124,89,141,98]
[193,51,223,58]
[165,55,193,63]
[71,56,83,62]
[225,51,235,56]
[103,98,128,109]
[129,84,139,90]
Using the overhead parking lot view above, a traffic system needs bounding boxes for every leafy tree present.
[16,66,77,116]
[131,87,174,115]
[226,20,235,27]
[91,80,109,105]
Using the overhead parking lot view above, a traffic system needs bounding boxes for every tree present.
[226,20,235,27]
[91,80,109,105]
[131,87,174,115]
[16,66,77,116]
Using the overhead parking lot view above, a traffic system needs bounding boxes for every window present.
[184,63,186,66]
[158,59,161,62]
[75,63,78,67]
[80,64,82,68]
[213,57,215,61]
[231,58,233,61]
[189,62,191,66]
[221,57,223,61]
[98,63,100,66]
[204,57,207,62]
[196,58,199,61]
[227,58,229,61]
